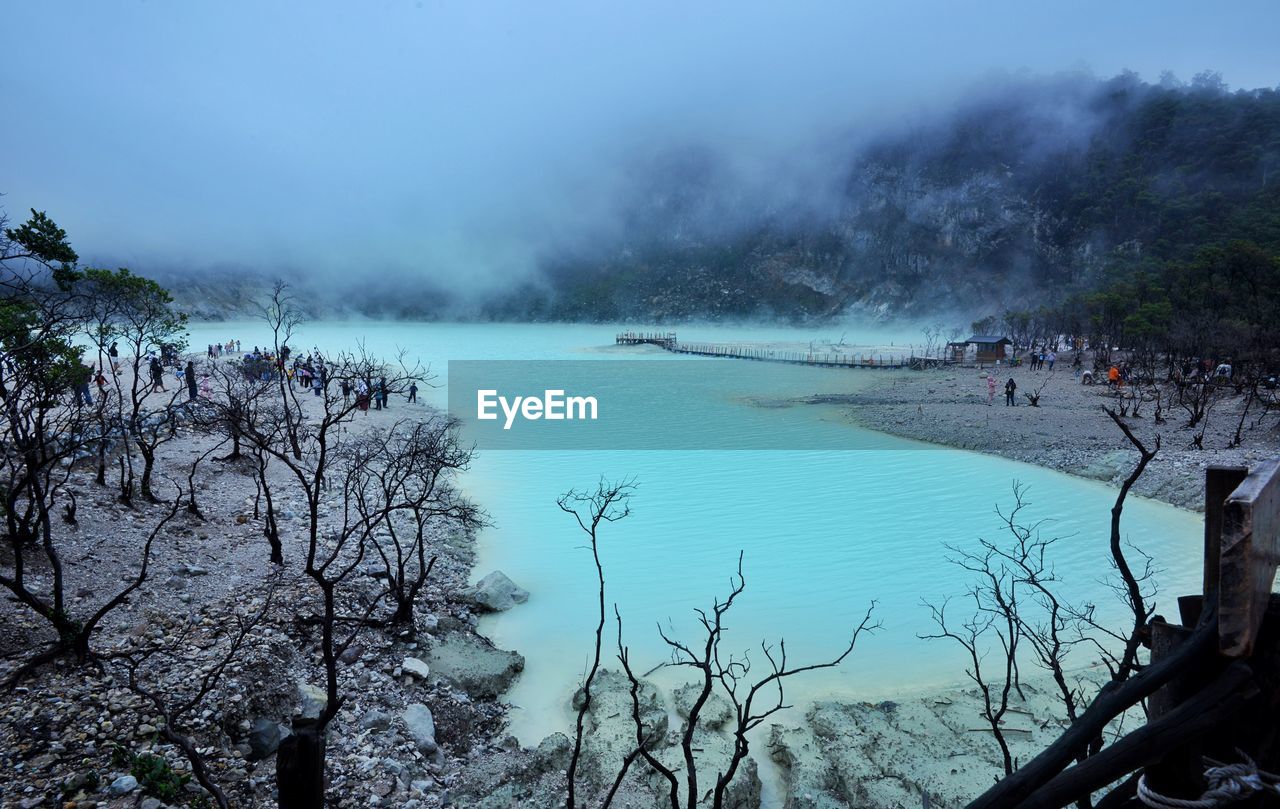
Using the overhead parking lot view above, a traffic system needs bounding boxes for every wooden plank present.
[1204,466,1249,612]
[1219,458,1280,657]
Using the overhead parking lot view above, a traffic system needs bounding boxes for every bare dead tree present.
[352,418,482,630]
[114,579,279,809]
[2,484,182,684]
[184,437,226,520]
[274,450,382,809]
[921,324,943,360]
[924,484,1098,791]
[1148,382,1166,424]
[258,280,307,460]
[1228,378,1259,448]
[965,411,1172,809]
[228,305,429,805]
[1099,408,1159,683]
[252,444,284,565]
[560,478,636,809]
[200,356,274,463]
[1174,373,1218,430]
[987,491,1088,725]
[921,591,1020,776]
[1024,371,1055,407]
[599,608,672,808]
[134,390,186,503]
[613,552,878,809]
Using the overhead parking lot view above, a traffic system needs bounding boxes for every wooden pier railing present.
[614,331,677,349]
[615,331,924,369]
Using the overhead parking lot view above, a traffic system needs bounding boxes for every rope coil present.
[1137,757,1280,808]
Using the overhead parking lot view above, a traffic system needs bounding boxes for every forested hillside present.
[486,72,1280,326]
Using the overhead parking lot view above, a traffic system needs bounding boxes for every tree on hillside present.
[76,268,189,500]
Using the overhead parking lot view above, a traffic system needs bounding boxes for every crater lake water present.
[187,321,1203,745]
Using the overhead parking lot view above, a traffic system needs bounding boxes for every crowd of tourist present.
[67,337,423,414]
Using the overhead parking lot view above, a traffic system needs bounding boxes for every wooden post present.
[1144,461,1280,802]
[277,719,325,809]
[1219,459,1280,657]
[1204,465,1248,612]
[1144,619,1216,799]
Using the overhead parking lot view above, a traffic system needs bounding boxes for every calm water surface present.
[187,321,1203,743]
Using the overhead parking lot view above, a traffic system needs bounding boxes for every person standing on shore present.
[149,356,166,391]
[1047,350,1056,371]
[74,364,94,406]
[1005,377,1017,406]
[408,381,418,403]
[986,373,996,405]
[185,360,198,401]
[109,341,120,373]
[341,379,351,404]
[378,376,388,410]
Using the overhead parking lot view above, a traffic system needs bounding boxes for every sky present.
[3,0,1279,294]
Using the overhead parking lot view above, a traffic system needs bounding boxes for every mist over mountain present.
[479,71,1280,324]
[154,70,1280,325]
[6,2,1279,325]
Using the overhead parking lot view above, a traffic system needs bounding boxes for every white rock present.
[401,657,431,680]
[461,570,529,612]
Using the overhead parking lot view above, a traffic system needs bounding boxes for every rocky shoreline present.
[809,366,1279,512]
[0,385,531,809]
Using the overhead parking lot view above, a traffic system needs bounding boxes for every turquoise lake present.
[186,321,1203,743]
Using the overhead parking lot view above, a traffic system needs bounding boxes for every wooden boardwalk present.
[615,331,926,369]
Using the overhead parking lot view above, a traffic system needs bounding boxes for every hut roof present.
[967,335,1011,345]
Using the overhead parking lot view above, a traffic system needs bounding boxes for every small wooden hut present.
[967,335,1011,364]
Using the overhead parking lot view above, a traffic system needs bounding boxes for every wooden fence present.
[615,331,919,369]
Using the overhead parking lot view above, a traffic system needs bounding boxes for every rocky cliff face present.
[495,164,1093,323]
[171,74,1279,324]
[490,73,1278,323]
